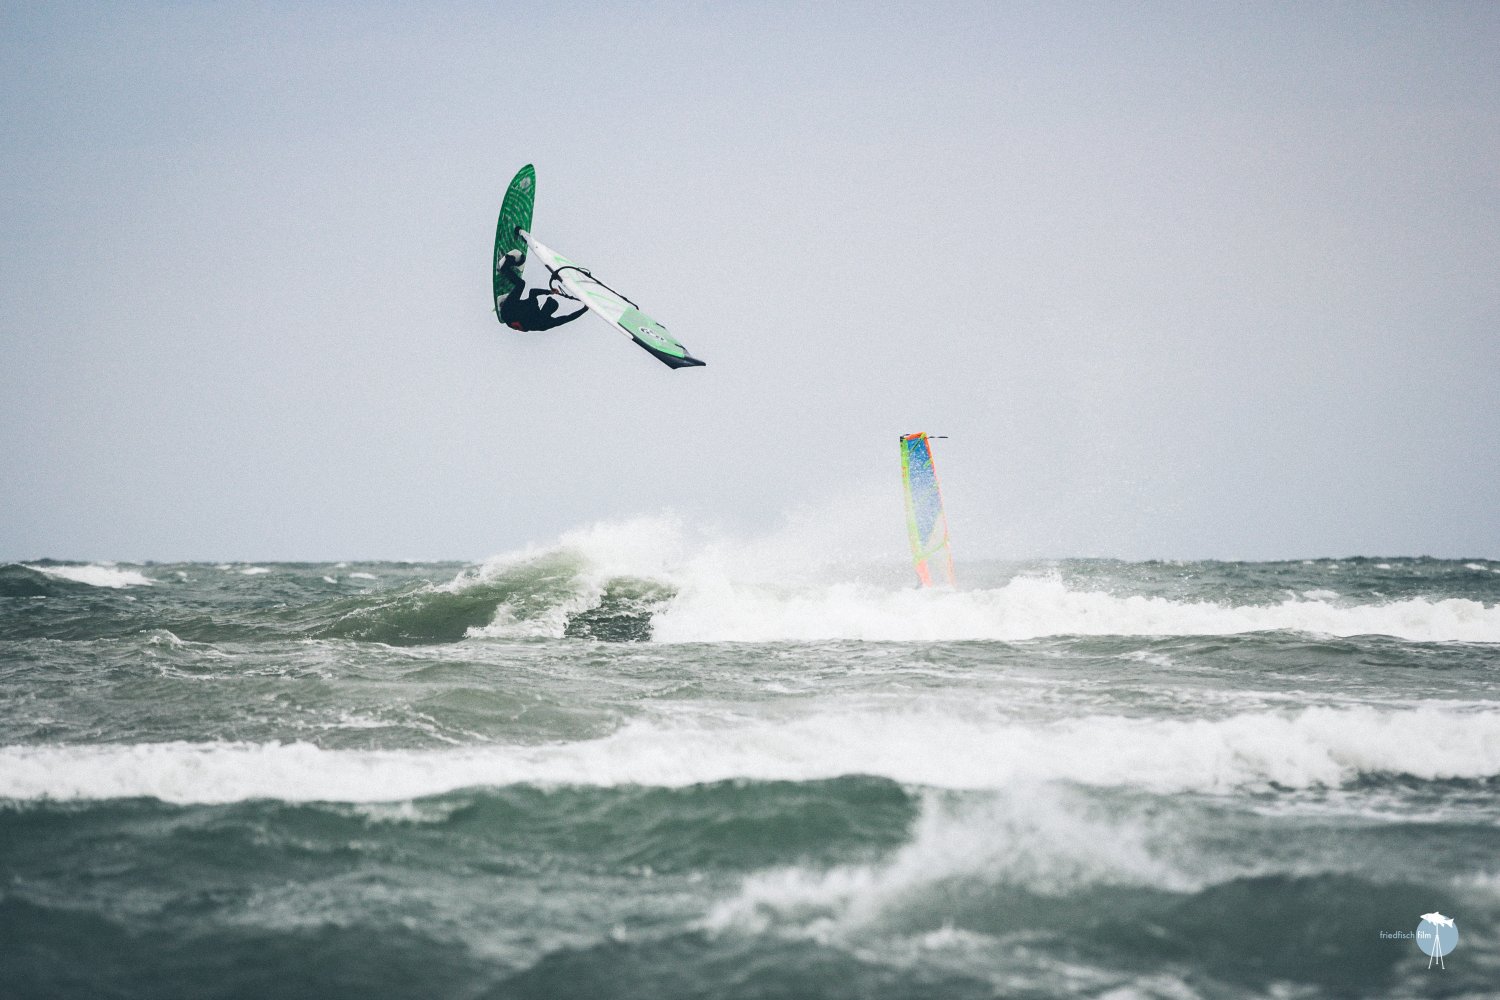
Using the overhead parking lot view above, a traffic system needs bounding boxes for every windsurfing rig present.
[900,432,955,588]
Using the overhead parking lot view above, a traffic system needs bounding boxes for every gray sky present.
[2,2,1497,562]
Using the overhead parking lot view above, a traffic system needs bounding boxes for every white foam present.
[688,704,1500,937]
[468,519,1500,644]
[464,516,688,588]
[3,704,1497,804]
[653,575,1500,643]
[23,563,154,588]
[347,572,377,580]
[238,566,271,576]
[703,786,1196,938]
[458,517,691,640]
[143,629,186,648]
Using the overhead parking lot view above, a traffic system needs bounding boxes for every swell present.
[4,788,1496,1000]
[0,562,77,598]
[0,895,483,1000]
[0,556,671,645]
[4,882,1483,1000]
[0,777,916,879]
[0,898,1005,1000]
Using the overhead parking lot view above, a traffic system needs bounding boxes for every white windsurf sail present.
[523,234,705,369]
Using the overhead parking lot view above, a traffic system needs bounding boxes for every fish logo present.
[1417,912,1458,968]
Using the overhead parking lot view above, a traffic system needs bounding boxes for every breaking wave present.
[451,519,1500,644]
[649,575,1500,643]
[4,703,1498,804]
[13,562,154,590]
[8,521,1498,645]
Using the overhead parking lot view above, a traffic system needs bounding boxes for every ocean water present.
[3,526,1499,999]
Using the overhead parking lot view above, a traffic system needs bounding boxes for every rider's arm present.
[526,301,588,331]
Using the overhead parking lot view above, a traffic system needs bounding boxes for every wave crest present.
[16,563,154,590]
[3,704,1497,804]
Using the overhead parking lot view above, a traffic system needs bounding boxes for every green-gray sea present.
[3,546,1498,998]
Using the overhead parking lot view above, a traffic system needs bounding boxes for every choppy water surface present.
[3,533,1499,998]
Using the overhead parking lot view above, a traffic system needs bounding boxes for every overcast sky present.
[2,2,1497,562]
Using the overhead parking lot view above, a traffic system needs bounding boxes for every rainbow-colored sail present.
[900,433,955,588]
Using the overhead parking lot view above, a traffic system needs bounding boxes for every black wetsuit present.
[496,257,587,331]
[500,288,587,331]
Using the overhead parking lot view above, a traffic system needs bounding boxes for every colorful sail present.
[523,234,705,369]
[900,432,955,588]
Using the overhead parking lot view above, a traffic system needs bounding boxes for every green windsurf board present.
[492,164,536,308]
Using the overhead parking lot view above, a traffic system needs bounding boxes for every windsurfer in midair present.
[495,249,588,331]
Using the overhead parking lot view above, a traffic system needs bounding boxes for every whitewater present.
[3,523,1498,998]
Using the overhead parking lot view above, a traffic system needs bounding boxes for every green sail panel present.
[900,432,955,588]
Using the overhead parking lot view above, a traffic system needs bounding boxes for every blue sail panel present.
[900,433,955,587]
